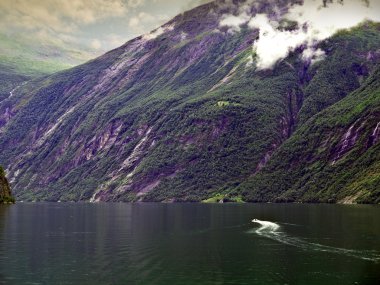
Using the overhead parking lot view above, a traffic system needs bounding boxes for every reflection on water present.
[0,203,379,285]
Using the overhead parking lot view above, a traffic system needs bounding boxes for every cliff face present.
[0,1,379,203]
[0,166,14,204]
[238,67,380,204]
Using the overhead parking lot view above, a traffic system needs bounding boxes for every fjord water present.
[0,203,379,285]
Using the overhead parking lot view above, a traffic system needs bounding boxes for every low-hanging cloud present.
[220,0,380,69]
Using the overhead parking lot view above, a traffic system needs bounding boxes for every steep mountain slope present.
[0,33,93,75]
[0,66,29,103]
[0,33,95,103]
[239,67,380,204]
[0,1,379,203]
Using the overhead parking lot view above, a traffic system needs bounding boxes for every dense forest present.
[0,1,379,203]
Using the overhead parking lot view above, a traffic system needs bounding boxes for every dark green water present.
[0,203,379,285]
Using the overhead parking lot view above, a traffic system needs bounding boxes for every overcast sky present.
[0,0,211,54]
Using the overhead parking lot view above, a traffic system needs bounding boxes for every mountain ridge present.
[0,0,379,203]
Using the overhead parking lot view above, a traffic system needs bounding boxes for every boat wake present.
[250,219,380,262]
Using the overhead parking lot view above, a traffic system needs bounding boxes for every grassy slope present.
[0,33,96,102]
[0,33,94,74]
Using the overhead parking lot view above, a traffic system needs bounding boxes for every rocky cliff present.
[0,166,14,204]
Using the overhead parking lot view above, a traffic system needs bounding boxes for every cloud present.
[179,0,213,12]
[127,0,146,8]
[128,11,170,38]
[248,14,309,69]
[90,39,102,50]
[88,34,126,51]
[302,47,326,64]
[4,0,378,70]
[0,0,128,34]
[143,24,174,40]
[218,0,380,69]
[220,13,251,32]
[129,12,156,29]
[106,34,127,48]
[0,0,216,60]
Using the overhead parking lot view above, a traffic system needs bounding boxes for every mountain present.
[0,1,379,203]
[0,33,95,103]
[0,166,14,204]
[239,66,380,204]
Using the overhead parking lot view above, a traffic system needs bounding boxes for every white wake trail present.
[252,219,280,233]
[251,219,380,263]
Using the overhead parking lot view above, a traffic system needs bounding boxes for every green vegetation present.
[238,67,380,204]
[216,101,241,107]
[0,166,15,204]
[0,32,96,103]
[0,33,93,75]
[202,193,244,203]
[0,12,379,204]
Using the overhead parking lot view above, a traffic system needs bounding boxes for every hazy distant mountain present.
[0,0,379,203]
[0,33,96,102]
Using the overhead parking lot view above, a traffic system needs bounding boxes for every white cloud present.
[0,0,217,64]
[249,14,311,69]
[129,12,156,29]
[0,0,128,33]
[106,34,126,48]
[219,0,380,70]
[287,0,380,41]
[302,47,326,64]
[128,11,170,36]
[2,0,379,70]
[127,0,145,8]
[220,13,251,32]
[143,24,174,40]
[91,39,102,50]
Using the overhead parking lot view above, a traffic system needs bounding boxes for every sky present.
[0,0,379,67]
[0,0,211,55]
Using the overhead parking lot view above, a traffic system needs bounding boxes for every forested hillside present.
[0,1,379,203]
